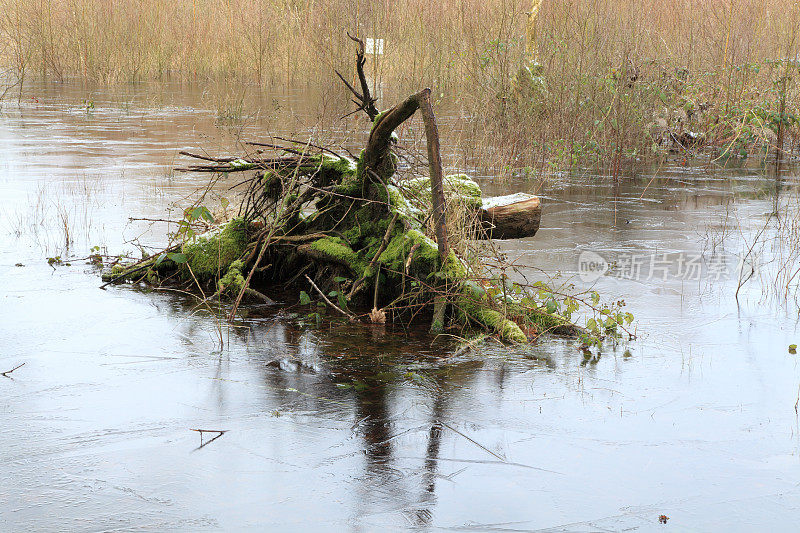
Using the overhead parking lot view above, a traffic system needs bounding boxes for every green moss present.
[310,237,364,273]
[101,261,157,283]
[472,308,528,344]
[430,311,445,333]
[342,225,362,244]
[511,63,548,101]
[374,217,390,236]
[442,250,467,280]
[261,171,282,199]
[182,217,249,280]
[456,281,529,344]
[336,175,363,196]
[444,174,483,210]
[525,308,573,334]
[370,112,387,134]
[100,263,128,282]
[400,173,484,216]
[333,151,365,196]
[355,150,365,179]
[378,229,439,275]
[146,268,159,285]
[316,154,357,175]
[386,184,424,225]
[229,158,257,170]
[217,259,245,296]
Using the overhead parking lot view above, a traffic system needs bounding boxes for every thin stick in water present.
[1,362,25,377]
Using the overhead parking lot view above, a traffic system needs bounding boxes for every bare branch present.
[305,274,356,320]
[336,32,379,120]
[1,362,25,377]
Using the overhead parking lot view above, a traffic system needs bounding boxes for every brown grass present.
[1,0,798,170]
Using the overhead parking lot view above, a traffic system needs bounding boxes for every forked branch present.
[1,362,25,377]
[335,32,379,120]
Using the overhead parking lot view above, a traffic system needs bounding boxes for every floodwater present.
[2,81,800,532]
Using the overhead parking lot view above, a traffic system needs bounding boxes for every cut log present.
[479,193,541,240]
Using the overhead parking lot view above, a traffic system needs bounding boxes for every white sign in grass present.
[365,38,384,55]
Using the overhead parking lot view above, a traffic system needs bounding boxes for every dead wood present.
[1,362,25,377]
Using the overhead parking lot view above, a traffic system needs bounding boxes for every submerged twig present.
[99,244,181,289]
[452,335,489,357]
[437,421,507,463]
[305,274,356,320]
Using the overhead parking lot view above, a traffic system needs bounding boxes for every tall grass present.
[1,0,798,170]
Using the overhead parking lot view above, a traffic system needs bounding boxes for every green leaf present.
[299,291,311,305]
[155,252,167,265]
[167,252,188,264]
[188,206,215,223]
[334,276,348,283]
[220,197,230,209]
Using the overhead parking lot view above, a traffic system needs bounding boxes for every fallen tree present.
[101,36,633,345]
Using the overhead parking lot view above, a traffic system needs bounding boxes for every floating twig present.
[1,362,25,377]
[190,428,228,449]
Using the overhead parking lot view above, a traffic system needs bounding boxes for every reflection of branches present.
[0,75,22,102]
[410,390,446,528]
[735,211,774,303]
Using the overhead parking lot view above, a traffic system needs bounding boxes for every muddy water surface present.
[2,82,800,531]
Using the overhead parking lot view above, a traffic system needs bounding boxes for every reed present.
[1,0,797,170]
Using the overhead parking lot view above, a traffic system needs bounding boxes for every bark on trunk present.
[479,193,541,240]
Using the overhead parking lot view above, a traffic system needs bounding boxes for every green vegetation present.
[182,217,249,279]
[101,140,633,346]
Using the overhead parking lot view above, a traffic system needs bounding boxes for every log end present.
[479,193,541,240]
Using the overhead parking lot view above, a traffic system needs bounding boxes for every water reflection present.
[2,81,800,531]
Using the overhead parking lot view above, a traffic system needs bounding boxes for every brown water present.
[2,81,800,532]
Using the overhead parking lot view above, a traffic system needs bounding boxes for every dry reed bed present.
[1,0,798,169]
